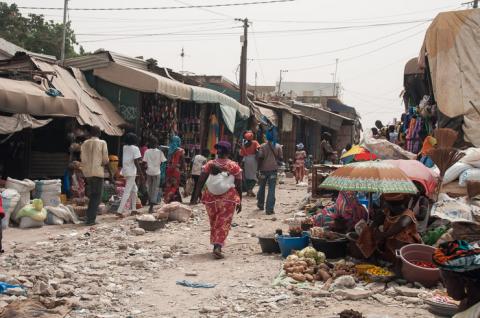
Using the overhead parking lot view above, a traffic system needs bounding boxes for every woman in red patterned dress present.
[191,141,243,259]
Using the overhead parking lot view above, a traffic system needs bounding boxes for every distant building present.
[277,81,340,104]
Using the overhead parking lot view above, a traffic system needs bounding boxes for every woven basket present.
[73,206,87,218]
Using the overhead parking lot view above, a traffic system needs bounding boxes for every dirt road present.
[1,178,437,317]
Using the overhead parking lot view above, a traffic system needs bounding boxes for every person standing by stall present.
[257,128,283,215]
[81,126,109,225]
[189,149,209,204]
[164,135,185,203]
[433,240,480,318]
[118,133,144,216]
[294,143,307,184]
[240,131,260,197]
[319,132,335,164]
[190,141,242,259]
[143,137,167,213]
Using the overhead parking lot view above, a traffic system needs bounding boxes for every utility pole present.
[236,18,249,105]
[278,69,288,95]
[180,47,185,73]
[332,58,339,96]
[60,0,69,64]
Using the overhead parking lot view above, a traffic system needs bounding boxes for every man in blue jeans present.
[257,130,283,215]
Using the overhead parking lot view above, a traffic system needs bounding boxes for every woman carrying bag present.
[190,141,243,259]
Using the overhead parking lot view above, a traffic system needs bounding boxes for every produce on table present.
[289,226,303,237]
[309,226,343,240]
[283,247,354,283]
[411,260,437,269]
[365,266,394,277]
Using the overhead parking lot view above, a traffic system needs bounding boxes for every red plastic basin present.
[397,244,440,287]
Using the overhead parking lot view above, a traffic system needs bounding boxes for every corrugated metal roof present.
[64,52,111,70]
[64,51,148,71]
[0,37,56,62]
[109,51,148,70]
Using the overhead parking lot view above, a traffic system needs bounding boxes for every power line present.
[173,0,234,19]
[76,18,432,38]
[17,0,295,11]
[287,28,427,72]
[251,21,428,61]
[250,25,266,83]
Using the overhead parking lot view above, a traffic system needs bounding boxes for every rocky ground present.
[1,178,441,317]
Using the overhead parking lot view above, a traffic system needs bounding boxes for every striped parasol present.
[340,145,377,164]
[320,161,418,194]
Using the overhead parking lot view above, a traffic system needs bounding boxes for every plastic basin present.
[397,244,440,287]
[258,236,281,254]
[310,237,348,259]
[277,234,309,258]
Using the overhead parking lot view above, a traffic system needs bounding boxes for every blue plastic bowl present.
[277,234,310,258]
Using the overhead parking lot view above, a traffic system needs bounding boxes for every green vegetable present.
[301,246,318,259]
[316,251,326,264]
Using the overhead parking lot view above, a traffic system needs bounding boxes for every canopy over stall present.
[33,58,125,136]
[191,85,250,132]
[0,77,78,117]
[419,9,480,146]
[94,62,192,101]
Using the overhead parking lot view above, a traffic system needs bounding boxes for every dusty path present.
[1,178,437,317]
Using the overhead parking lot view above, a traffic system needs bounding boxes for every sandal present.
[213,245,224,259]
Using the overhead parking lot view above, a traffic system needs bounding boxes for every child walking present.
[143,137,167,213]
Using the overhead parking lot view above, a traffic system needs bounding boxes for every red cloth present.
[240,140,260,157]
[0,197,4,219]
[164,148,184,203]
[201,159,242,246]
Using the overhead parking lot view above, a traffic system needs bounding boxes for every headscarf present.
[420,136,437,156]
[214,140,232,155]
[296,143,304,150]
[266,127,278,145]
[243,131,254,141]
[433,240,480,272]
[168,135,181,158]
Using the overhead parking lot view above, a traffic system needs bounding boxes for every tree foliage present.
[0,2,78,59]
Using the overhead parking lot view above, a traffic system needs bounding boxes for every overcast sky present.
[9,0,464,130]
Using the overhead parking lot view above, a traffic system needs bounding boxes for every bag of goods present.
[460,147,480,168]
[45,204,80,224]
[205,172,234,195]
[156,202,192,222]
[34,179,61,207]
[5,178,35,221]
[443,162,472,184]
[1,189,20,229]
[459,168,480,187]
[16,199,47,228]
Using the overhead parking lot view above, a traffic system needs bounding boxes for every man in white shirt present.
[118,133,144,216]
[189,149,209,204]
[143,137,167,213]
[80,126,109,225]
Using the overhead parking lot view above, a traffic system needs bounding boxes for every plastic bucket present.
[277,234,309,258]
[258,236,281,254]
[397,244,440,287]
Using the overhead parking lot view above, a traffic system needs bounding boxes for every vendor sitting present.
[313,191,368,233]
[433,240,480,318]
[356,193,421,262]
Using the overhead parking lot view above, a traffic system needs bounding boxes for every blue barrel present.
[276,234,310,258]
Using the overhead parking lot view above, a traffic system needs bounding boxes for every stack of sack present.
[1,189,20,229]
[34,179,61,207]
[444,148,480,187]
[15,198,47,228]
[5,178,35,223]
[33,179,79,225]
